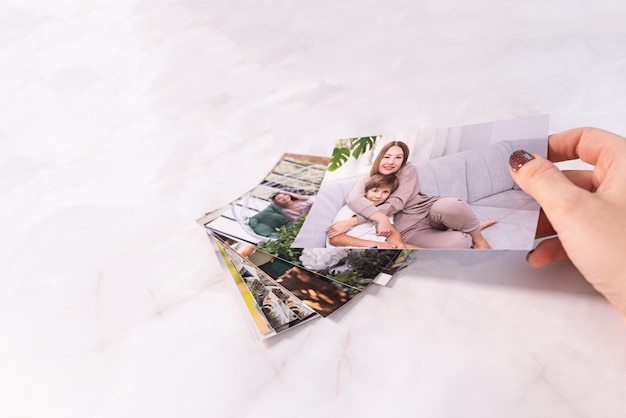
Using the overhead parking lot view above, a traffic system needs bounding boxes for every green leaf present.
[257,214,307,264]
[327,146,351,172]
[350,136,377,159]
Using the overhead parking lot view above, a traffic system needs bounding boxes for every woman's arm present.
[290,192,312,200]
[367,211,394,237]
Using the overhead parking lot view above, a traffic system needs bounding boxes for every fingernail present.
[509,150,535,171]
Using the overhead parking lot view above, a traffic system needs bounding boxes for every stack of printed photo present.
[198,115,550,340]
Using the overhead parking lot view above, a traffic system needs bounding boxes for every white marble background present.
[1,1,626,417]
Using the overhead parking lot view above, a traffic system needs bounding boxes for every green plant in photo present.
[257,214,307,264]
[327,135,379,172]
[350,135,377,159]
[327,249,400,292]
[329,270,371,291]
[328,146,351,171]
[345,249,399,280]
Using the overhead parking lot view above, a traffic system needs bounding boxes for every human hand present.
[374,241,398,249]
[368,212,393,237]
[509,127,626,319]
[385,237,404,249]
[327,217,358,238]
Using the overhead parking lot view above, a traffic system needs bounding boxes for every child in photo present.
[327,174,419,249]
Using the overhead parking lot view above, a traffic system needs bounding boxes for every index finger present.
[548,127,626,166]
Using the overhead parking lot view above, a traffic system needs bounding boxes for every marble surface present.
[2,1,626,417]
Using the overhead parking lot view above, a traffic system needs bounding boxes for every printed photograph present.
[211,235,319,339]
[210,236,275,339]
[212,232,364,317]
[199,153,329,246]
[293,115,549,251]
[199,153,406,292]
[221,241,319,330]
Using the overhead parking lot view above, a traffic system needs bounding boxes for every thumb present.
[508,149,587,219]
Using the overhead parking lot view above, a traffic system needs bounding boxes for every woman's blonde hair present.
[370,141,410,177]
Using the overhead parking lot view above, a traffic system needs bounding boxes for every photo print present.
[210,236,276,340]
[199,153,407,294]
[294,115,549,251]
[210,235,320,340]
[211,232,388,316]
[198,153,329,247]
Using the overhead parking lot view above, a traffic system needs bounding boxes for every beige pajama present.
[394,197,479,248]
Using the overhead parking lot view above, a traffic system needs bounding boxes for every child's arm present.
[329,233,397,249]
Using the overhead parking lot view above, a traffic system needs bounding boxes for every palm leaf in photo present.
[328,146,350,171]
[350,136,377,159]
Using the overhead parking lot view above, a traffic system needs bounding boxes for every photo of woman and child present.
[325,141,497,249]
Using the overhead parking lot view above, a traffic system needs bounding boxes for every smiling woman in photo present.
[270,192,315,222]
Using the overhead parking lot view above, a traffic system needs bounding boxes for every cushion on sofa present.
[464,141,516,203]
[415,153,468,201]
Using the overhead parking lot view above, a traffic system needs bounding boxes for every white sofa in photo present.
[293,138,546,250]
